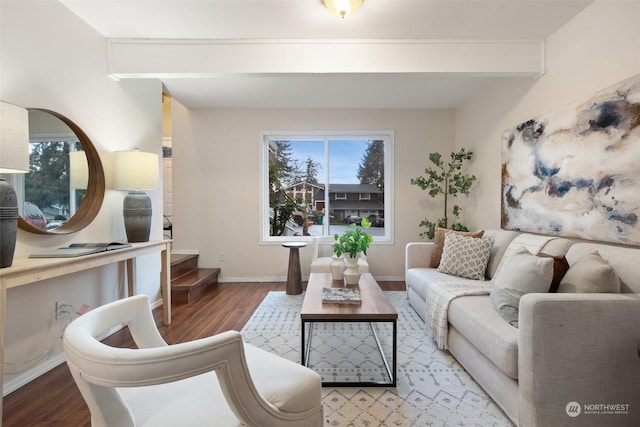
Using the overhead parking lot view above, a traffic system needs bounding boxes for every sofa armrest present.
[405,242,434,271]
[518,293,640,427]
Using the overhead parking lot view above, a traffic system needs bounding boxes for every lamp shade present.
[322,0,364,18]
[113,150,159,190]
[69,150,88,189]
[0,101,30,174]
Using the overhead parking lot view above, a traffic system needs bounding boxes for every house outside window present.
[261,131,393,244]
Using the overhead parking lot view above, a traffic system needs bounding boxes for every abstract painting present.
[501,74,640,245]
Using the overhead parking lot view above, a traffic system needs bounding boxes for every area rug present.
[241,291,514,427]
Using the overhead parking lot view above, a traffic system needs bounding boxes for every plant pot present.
[343,254,361,285]
[330,255,345,280]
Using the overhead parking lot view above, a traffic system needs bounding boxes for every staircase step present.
[171,254,199,281]
[171,267,220,305]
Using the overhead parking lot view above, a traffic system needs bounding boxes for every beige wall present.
[171,107,454,281]
[455,0,640,231]
[1,1,164,392]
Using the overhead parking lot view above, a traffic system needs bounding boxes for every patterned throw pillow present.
[429,227,485,268]
[437,233,494,280]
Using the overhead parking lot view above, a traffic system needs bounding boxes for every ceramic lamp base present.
[123,191,152,242]
[0,177,19,268]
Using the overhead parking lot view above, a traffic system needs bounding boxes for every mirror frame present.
[19,109,105,235]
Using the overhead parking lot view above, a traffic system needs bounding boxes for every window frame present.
[260,130,394,245]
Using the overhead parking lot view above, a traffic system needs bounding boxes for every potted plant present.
[333,218,373,284]
[410,148,476,239]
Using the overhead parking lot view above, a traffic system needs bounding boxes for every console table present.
[0,240,172,423]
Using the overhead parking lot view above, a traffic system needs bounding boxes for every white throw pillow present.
[437,233,494,280]
[493,246,554,294]
[557,251,620,293]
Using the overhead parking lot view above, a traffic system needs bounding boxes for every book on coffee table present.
[321,287,361,305]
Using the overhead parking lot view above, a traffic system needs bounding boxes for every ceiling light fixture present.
[322,0,364,18]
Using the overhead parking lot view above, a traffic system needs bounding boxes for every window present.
[261,131,393,244]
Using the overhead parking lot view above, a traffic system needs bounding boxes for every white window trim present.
[359,193,371,200]
[335,192,346,200]
[260,130,394,245]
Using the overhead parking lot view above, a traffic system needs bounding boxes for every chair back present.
[63,295,165,427]
[311,236,335,261]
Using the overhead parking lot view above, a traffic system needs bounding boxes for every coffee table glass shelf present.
[300,272,398,387]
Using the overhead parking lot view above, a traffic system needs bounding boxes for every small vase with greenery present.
[333,217,373,258]
[333,218,373,284]
[410,148,476,240]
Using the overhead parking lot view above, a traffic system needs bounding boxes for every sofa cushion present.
[557,250,621,293]
[437,234,494,280]
[482,229,520,279]
[429,227,484,268]
[493,246,553,294]
[405,268,479,301]
[448,295,519,379]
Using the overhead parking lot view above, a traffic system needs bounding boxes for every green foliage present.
[333,217,373,258]
[357,140,385,191]
[270,192,302,236]
[25,141,71,212]
[268,141,303,236]
[410,148,476,239]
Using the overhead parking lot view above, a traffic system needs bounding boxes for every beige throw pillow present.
[430,227,484,268]
[557,251,620,293]
[493,246,554,294]
[437,233,494,280]
[490,288,524,328]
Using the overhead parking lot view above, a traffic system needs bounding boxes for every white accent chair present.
[63,295,324,427]
[309,236,369,273]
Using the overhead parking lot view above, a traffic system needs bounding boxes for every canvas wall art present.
[501,74,640,245]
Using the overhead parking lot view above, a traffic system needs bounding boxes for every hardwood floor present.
[3,280,405,426]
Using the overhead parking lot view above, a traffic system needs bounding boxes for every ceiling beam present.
[108,38,545,78]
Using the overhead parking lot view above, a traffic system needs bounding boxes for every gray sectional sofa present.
[405,229,640,426]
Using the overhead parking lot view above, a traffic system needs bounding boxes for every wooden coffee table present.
[301,272,397,386]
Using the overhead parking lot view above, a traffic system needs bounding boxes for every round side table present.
[282,242,307,295]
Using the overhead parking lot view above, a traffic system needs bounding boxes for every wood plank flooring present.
[3,280,405,427]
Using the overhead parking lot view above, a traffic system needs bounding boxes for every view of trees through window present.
[264,132,393,241]
[23,139,85,230]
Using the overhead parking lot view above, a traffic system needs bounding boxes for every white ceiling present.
[59,0,593,109]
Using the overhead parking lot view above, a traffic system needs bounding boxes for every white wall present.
[0,1,164,393]
[455,0,640,231]
[171,107,455,281]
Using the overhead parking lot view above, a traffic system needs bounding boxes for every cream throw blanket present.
[426,280,493,350]
[426,234,557,350]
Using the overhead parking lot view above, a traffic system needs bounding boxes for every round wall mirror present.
[18,109,105,235]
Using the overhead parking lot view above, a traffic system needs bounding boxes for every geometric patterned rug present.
[241,291,514,426]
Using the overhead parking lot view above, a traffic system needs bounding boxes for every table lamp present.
[0,101,30,268]
[114,149,159,242]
